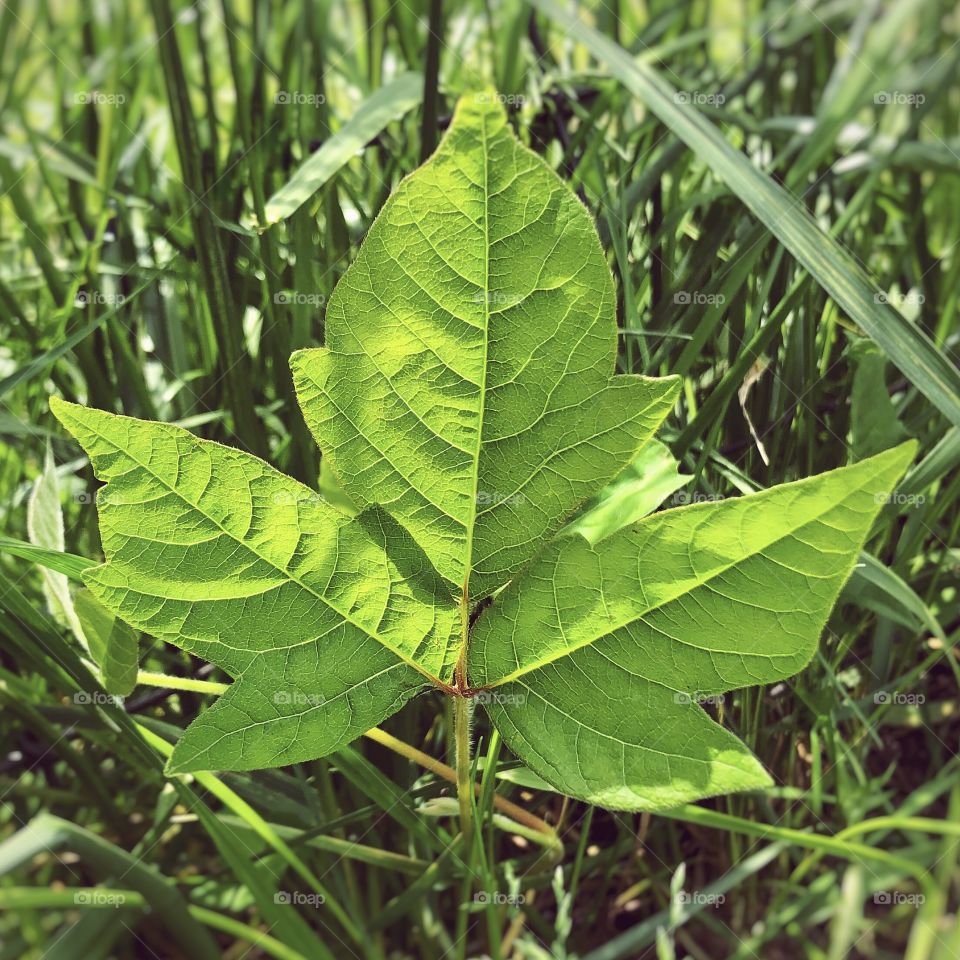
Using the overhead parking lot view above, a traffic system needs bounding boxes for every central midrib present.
[456,105,492,680]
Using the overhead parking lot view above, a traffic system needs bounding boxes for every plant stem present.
[136,671,228,695]
[362,727,555,840]
[453,693,474,848]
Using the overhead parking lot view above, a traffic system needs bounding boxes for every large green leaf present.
[291,92,680,600]
[49,398,459,773]
[468,442,916,810]
[50,93,918,812]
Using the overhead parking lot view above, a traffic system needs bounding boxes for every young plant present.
[51,93,915,813]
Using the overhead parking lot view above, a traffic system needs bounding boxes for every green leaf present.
[74,589,139,697]
[26,446,87,650]
[49,92,920,813]
[292,92,680,598]
[561,439,690,544]
[49,398,459,774]
[468,442,916,810]
[848,339,909,461]
[0,535,91,581]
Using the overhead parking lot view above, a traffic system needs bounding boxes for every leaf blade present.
[472,443,916,809]
[50,398,458,772]
[263,73,424,226]
[291,93,680,600]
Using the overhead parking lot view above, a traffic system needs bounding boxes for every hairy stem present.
[454,693,474,847]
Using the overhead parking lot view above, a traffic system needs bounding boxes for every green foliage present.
[469,443,915,808]
[52,95,915,810]
[73,590,138,697]
[290,93,680,598]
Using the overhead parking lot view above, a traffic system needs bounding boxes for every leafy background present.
[1,0,958,958]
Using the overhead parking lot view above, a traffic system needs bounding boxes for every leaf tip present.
[48,395,79,427]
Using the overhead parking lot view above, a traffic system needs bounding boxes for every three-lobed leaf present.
[52,92,917,810]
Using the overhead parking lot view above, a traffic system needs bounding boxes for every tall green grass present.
[1,1,957,957]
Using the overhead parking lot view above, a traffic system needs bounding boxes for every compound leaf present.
[469,442,916,810]
[291,93,680,601]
